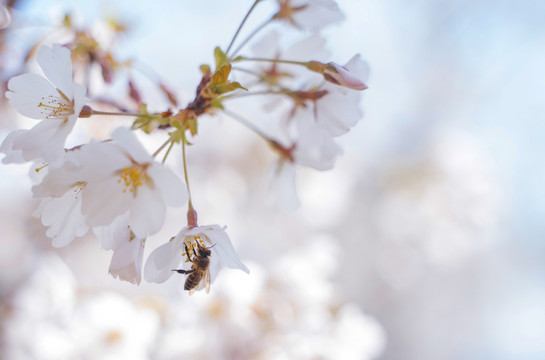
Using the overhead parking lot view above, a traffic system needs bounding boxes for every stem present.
[181,133,193,209]
[222,109,272,142]
[226,0,263,56]
[162,141,175,164]
[221,90,285,101]
[152,137,172,158]
[91,110,140,116]
[229,17,273,59]
[234,57,309,67]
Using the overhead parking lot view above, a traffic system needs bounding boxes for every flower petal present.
[12,118,75,165]
[82,177,131,227]
[111,127,151,164]
[129,184,166,238]
[1,129,27,163]
[36,44,74,99]
[144,239,184,283]
[203,226,250,273]
[147,163,186,207]
[109,237,144,285]
[93,212,130,250]
[269,160,300,210]
[34,192,89,248]
[6,73,58,119]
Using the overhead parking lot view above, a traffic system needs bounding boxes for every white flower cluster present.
[0,44,248,287]
[0,0,368,293]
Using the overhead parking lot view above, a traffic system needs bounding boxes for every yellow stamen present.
[35,163,49,172]
[118,165,146,196]
[38,92,75,119]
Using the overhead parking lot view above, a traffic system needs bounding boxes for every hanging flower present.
[2,44,87,165]
[94,214,145,285]
[144,225,249,293]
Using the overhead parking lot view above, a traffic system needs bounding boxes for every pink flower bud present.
[323,62,368,90]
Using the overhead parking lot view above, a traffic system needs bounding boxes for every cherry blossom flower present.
[268,160,300,210]
[34,127,186,239]
[94,213,145,285]
[80,128,186,237]
[0,5,10,30]
[293,108,343,170]
[314,54,369,137]
[268,115,341,209]
[32,150,88,248]
[144,225,249,291]
[274,0,345,32]
[2,44,87,165]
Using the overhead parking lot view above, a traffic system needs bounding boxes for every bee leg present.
[172,269,195,274]
[184,244,193,263]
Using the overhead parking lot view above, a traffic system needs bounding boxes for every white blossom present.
[314,54,369,137]
[144,225,249,290]
[268,160,300,210]
[293,107,343,170]
[33,191,89,248]
[2,44,87,165]
[0,5,10,29]
[34,127,186,239]
[32,150,88,248]
[94,213,145,285]
[275,0,345,32]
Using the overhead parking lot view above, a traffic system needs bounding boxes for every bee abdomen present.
[184,271,203,290]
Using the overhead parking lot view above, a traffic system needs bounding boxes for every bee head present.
[196,243,212,257]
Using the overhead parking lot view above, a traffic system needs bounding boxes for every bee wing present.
[204,268,211,294]
[188,287,197,296]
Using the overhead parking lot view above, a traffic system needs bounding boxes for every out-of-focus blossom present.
[250,32,330,88]
[321,60,368,90]
[268,160,300,210]
[144,224,249,291]
[314,54,369,137]
[273,0,345,32]
[2,44,87,165]
[0,129,27,163]
[0,5,10,29]
[293,107,343,170]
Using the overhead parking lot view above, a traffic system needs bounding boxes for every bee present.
[172,243,213,295]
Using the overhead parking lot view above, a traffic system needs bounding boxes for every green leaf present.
[211,64,231,86]
[210,81,247,95]
[133,104,170,133]
[214,47,229,69]
[200,64,211,75]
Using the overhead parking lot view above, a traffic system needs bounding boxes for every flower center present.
[182,235,208,262]
[72,181,87,199]
[37,89,75,119]
[118,165,146,195]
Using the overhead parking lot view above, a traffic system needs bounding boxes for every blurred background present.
[1,0,544,359]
